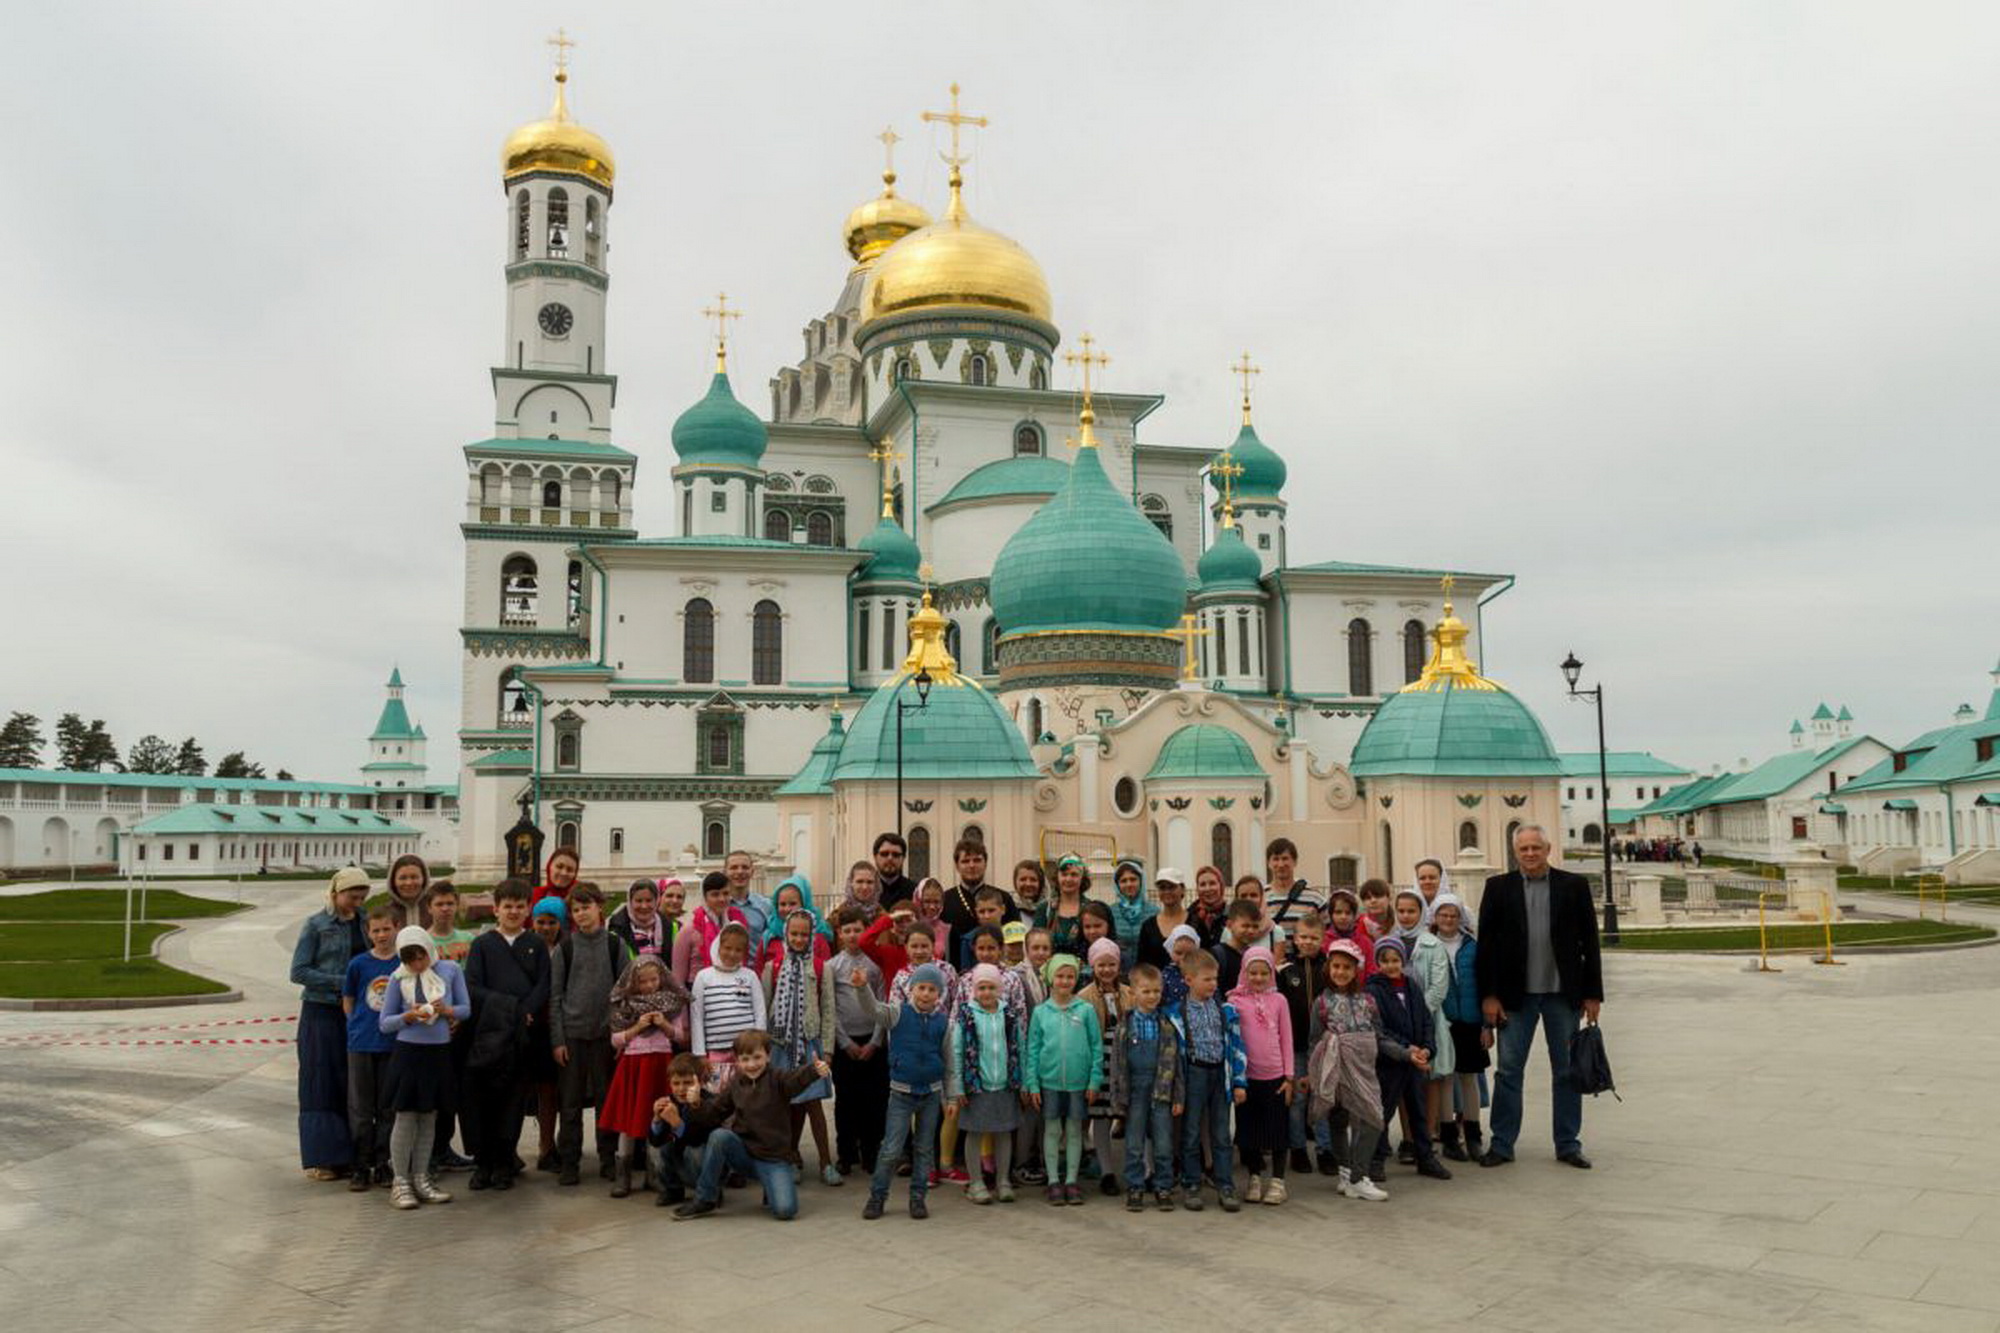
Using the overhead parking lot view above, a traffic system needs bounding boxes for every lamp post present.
[893,668,934,839]
[1560,651,1620,943]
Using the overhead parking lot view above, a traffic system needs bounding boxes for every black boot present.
[1463,1119,1485,1157]
[610,1149,634,1198]
[1439,1121,1467,1163]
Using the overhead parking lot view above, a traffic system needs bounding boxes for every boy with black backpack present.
[549,882,630,1186]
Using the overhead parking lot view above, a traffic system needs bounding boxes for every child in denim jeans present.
[1175,950,1246,1212]
[1108,963,1182,1212]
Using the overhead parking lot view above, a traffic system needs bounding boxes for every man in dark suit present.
[1474,824,1604,1169]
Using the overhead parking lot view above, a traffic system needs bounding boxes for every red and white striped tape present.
[0,1013,296,1047]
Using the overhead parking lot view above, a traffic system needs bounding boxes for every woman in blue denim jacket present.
[291,866,369,1178]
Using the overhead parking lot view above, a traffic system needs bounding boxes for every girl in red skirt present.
[599,955,689,1197]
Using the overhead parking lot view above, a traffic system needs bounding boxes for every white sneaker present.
[1262,1177,1288,1206]
[1243,1174,1265,1204]
[1347,1175,1388,1202]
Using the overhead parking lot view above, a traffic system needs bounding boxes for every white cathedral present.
[453,59,1565,901]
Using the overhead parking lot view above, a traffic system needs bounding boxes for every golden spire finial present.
[1064,333,1109,447]
[701,292,742,373]
[1166,613,1212,682]
[868,438,904,520]
[1230,351,1261,427]
[546,29,576,117]
[1402,573,1498,693]
[922,83,988,220]
[1211,451,1245,530]
[876,126,902,192]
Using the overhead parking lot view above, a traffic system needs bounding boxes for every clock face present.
[538,303,573,337]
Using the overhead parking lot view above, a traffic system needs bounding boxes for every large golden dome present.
[844,169,932,266]
[862,173,1052,324]
[502,70,615,190]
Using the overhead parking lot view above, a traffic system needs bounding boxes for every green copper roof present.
[133,805,419,837]
[1837,705,1854,722]
[1811,702,1835,721]
[1210,420,1286,498]
[1283,559,1508,581]
[1146,724,1265,780]
[854,514,922,584]
[830,672,1037,782]
[1556,751,1689,778]
[387,667,405,689]
[1196,525,1264,592]
[1349,680,1561,778]
[671,371,768,468]
[1642,736,1881,815]
[989,444,1188,636]
[932,455,1070,510]
[776,711,847,796]
[1834,711,2000,795]
[463,436,636,461]
[1790,720,1804,733]
[468,748,533,771]
[371,696,416,741]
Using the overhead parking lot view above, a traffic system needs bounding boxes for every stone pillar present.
[1452,850,1495,917]
[1681,867,1718,911]
[1628,874,1664,925]
[1782,852,1840,920]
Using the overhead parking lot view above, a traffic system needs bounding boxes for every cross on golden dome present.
[877,126,902,178]
[868,438,904,519]
[1211,451,1245,529]
[702,292,741,372]
[1231,351,1261,425]
[547,28,576,74]
[922,82,988,176]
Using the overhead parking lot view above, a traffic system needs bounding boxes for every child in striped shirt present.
[690,922,765,1089]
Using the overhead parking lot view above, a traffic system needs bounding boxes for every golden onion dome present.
[844,169,932,266]
[862,169,1052,325]
[502,69,615,191]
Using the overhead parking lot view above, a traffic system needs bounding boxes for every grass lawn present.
[0,889,246,921]
[0,960,230,999]
[1611,919,1994,951]
[0,922,174,961]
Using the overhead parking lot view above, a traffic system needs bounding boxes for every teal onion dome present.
[854,513,921,583]
[1146,724,1264,780]
[989,442,1188,637]
[671,372,768,468]
[1196,524,1263,592]
[1210,420,1286,499]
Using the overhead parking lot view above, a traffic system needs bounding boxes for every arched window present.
[1328,855,1359,888]
[546,188,570,256]
[566,560,584,628]
[703,819,727,859]
[683,598,715,683]
[752,600,783,685]
[806,511,834,546]
[556,732,580,770]
[907,825,932,880]
[1458,819,1479,851]
[584,196,601,266]
[1404,619,1427,684]
[967,354,989,386]
[1211,822,1234,880]
[706,727,732,769]
[1014,423,1043,456]
[497,667,529,727]
[557,819,580,850]
[514,190,531,260]
[764,509,792,542]
[1215,610,1228,676]
[1141,494,1172,540]
[856,606,871,672]
[1583,823,1603,845]
[1381,821,1395,878]
[894,357,914,383]
[945,621,962,664]
[1027,697,1044,743]
[542,480,562,508]
[1029,363,1047,390]
[1347,618,1374,696]
[981,617,998,674]
[501,555,538,626]
[605,472,621,510]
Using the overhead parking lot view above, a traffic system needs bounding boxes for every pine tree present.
[0,712,43,767]
[275,768,295,781]
[173,737,207,776]
[215,751,267,779]
[126,734,178,774]
[78,720,123,772]
[55,713,88,770]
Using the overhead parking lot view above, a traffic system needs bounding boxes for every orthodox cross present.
[921,82,988,174]
[702,292,741,370]
[547,28,576,73]
[1166,613,1212,682]
[868,438,904,518]
[1211,452,1245,528]
[877,126,902,177]
[1230,351,1260,422]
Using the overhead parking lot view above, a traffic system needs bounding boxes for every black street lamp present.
[1560,651,1620,943]
[894,668,934,839]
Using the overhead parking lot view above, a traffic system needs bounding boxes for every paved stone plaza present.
[3,885,1999,1332]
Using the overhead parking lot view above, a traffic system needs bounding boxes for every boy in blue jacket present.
[854,964,952,1219]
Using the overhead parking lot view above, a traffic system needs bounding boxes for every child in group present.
[840,860,886,927]
[1277,911,1335,1176]
[1078,901,1118,959]
[599,956,690,1197]
[957,885,1013,973]
[421,883,478,965]
[462,879,550,1192]
[1012,926,1058,1186]
[1426,892,1489,1162]
[1228,944,1295,1205]
[1001,919,1029,968]
[647,1052,715,1207]
[526,895,567,1169]
[853,963,953,1219]
[1365,935,1449,1181]
[1109,860,1149,971]
[1231,877,1285,954]
[419,881,478,1174]
[1078,937,1128,1196]
[761,876,832,970]
[1023,955,1103,1205]
[669,1032,832,1222]
[1391,888,1429,952]
[690,921,766,1088]
[952,924,1028,1029]
[1358,878,1395,943]
[340,906,400,1191]
[1305,939,1388,1201]
[763,905,842,1187]
[887,921,958,1009]
[1108,963,1183,1212]
[946,962,1025,1203]
[910,877,951,961]
[1176,949,1246,1212]
[1013,926,1053,1009]
[1211,899,1263,992]
[1325,889,1376,978]
[827,904,887,1176]
[1384,894,1432,1170]
[550,884,630,1186]
[377,926,471,1209]
[1162,923,1202,1015]
[673,871,749,985]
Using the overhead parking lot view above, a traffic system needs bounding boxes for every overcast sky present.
[4,1,1995,782]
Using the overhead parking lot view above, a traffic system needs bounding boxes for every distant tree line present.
[0,712,292,781]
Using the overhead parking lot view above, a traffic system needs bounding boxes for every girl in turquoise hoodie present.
[1022,955,1104,1205]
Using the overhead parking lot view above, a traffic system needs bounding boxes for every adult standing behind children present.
[873,832,917,908]
[1263,839,1323,934]
[1475,824,1603,1171]
[292,866,368,1180]
[463,879,549,1192]
[939,839,1016,940]
[724,849,775,944]
[550,884,631,1185]
[1135,868,1190,970]
[383,854,428,930]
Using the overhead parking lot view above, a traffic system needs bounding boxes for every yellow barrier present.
[1756,891,1785,973]
[1037,828,1119,872]
[1916,874,1948,924]
[1811,889,1844,967]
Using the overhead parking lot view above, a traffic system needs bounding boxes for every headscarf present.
[1164,923,1200,952]
[609,954,689,1029]
[1041,953,1081,991]
[1393,888,1429,944]
[1227,944,1285,1035]
[765,874,830,948]
[532,896,567,924]
[969,962,1005,995]
[391,926,445,1008]
[769,912,819,1063]
[1109,859,1150,947]
[1086,937,1122,971]
[1428,890,1469,936]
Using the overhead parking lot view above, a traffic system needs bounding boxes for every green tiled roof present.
[1881,798,1918,811]
[1209,421,1286,498]
[463,436,636,461]
[1556,751,1690,778]
[830,673,1037,782]
[989,444,1187,636]
[1146,724,1265,781]
[1833,704,2000,795]
[1640,736,1881,816]
[1349,681,1560,778]
[1820,803,1847,815]
[0,767,376,796]
[1811,703,1835,721]
[932,455,1070,510]
[671,371,767,468]
[468,749,533,771]
[133,805,419,837]
[854,515,922,584]
[1196,526,1263,593]
[1284,559,1508,581]
[776,711,846,796]
[615,536,850,552]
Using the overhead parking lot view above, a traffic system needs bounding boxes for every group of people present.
[1613,837,1700,865]
[290,826,1605,1220]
